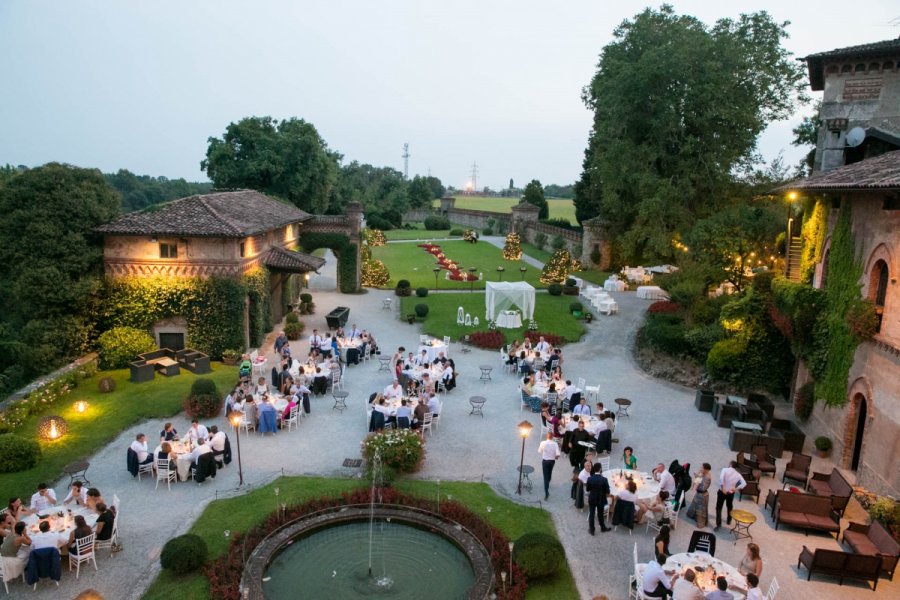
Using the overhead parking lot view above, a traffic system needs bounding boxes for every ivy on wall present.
[799,199,827,284]
[244,267,271,347]
[298,232,359,293]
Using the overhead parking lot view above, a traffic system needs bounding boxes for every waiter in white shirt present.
[538,432,561,500]
[130,433,153,465]
[30,483,57,512]
[714,460,747,531]
[308,329,322,355]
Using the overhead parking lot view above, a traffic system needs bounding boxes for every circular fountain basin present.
[241,505,494,599]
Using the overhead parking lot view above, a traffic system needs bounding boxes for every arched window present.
[842,64,853,74]
[883,61,895,72]
[855,63,866,73]
[869,62,881,73]
[868,259,889,333]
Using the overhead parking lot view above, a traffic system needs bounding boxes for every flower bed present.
[361,429,425,480]
[418,243,479,282]
[647,301,680,314]
[0,359,98,434]
[205,488,527,599]
[469,331,506,349]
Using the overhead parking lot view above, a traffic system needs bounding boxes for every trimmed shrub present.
[284,321,305,340]
[97,326,157,369]
[299,293,313,303]
[482,227,494,236]
[361,258,391,287]
[683,324,724,360]
[513,532,565,579]
[366,214,394,231]
[541,217,580,231]
[642,314,689,355]
[423,215,450,230]
[565,278,577,287]
[0,434,41,473]
[533,232,547,250]
[815,436,832,452]
[468,331,505,349]
[647,301,680,314]
[794,381,815,421]
[550,234,565,251]
[362,429,425,481]
[182,378,222,418]
[160,534,208,575]
[547,283,563,296]
[285,312,299,324]
[569,302,584,313]
[415,287,429,297]
[449,228,464,236]
[706,337,748,381]
[414,303,429,318]
[98,377,116,393]
[395,279,412,297]
[524,332,564,347]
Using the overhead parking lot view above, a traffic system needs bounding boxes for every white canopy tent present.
[485,281,536,321]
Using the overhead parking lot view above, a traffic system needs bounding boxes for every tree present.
[424,175,446,199]
[522,179,548,219]
[0,163,120,395]
[502,232,522,260]
[105,169,212,212]
[407,175,434,209]
[792,102,821,177]
[202,116,339,214]
[544,183,574,198]
[509,178,514,190]
[574,6,807,261]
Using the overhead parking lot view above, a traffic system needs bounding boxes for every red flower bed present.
[418,243,478,281]
[524,332,565,346]
[205,488,527,600]
[469,331,505,349]
[647,300,680,314]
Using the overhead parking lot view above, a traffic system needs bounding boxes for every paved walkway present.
[30,256,894,600]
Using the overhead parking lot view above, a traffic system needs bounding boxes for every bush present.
[706,337,748,381]
[182,378,222,418]
[683,324,724,360]
[97,326,157,369]
[565,278,577,287]
[794,381,815,421]
[868,497,900,533]
[547,283,562,296]
[299,293,312,303]
[482,227,494,236]
[414,303,429,318]
[160,534,208,575]
[647,301,680,314]
[448,228,464,236]
[366,214,394,231]
[815,436,832,452]
[361,258,391,287]
[284,321,305,340]
[395,279,412,297]
[382,209,403,228]
[513,532,565,579]
[569,302,584,313]
[285,312,299,324]
[423,215,450,230]
[541,217,580,231]
[415,287,429,297]
[362,429,425,481]
[642,314,690,355]
[0,435,41,473]
[98,377,116,393]
[468,331,505,349]
[533,232,547,250]
[550,234,565,251]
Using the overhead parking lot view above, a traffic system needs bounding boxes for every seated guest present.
[427,392,440,417]
[67,515,94,555]
[653,463,677,497]
[672,569,704,600]
[364,331,379,354]
[6,497,29,520]
[420,372,435,394]
[534,336,550,353]
[744,574,763,600]
[0,512,14,539]
[435,351,448,365]
[30,520,58,550]
[0,521,31,560]
[334,326,346,339]
[506,341,519,364]
[238,354,252,381]
[30,483,57,513]
[188,439,213,466]
[94,503,116,542]
[540,402,552,427]
[532,368,548,384]
[639,490,670,524]
[130,433,153,465]
[395,399,412,428]
[566,414,581,432]
[521,376,534,396]
[349,323,362,338]
[414,350,430,367]
[518,351,531,375]
[384,380,403,400]
[642,552,677,599]
[312,368,328,395]
[254,376,269,398]
[85,488,104,511]
[655,524,671,558]
[412,397,428,428]
[186,419,209,443]
[157,443,176,471]
[572,397,591,416]
[521,337,533,351]
[63,481,88,506]
[561,380,576,402]
[550,366,563,382]
[394,360,406,381]
[281,395,298,422]
[160,422,178,441]
[440,362,455,390]
[704,576,733,600]
[209,425,227,455]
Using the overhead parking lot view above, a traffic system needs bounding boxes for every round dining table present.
[663,552,747,599]
[23,505,99,550]
[606,469,660,502]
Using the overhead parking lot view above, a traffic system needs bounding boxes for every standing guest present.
[6,497,29,520]
[86,488,104,511]
[672,569,704,600]
[130,433,153,465]
[274,331,288,355]
[744,574,763,600]
[586,462,611,534]
[94,503,116,542]
[30,483,57,512]
[0,521,31,560]
[704,577,733,599]
[160,422,178,441]
[308,329,323,356]
[686,463,713,528]
[63,481,88,506]
[738,543,763,578]
[623,446,637,470]
[537,431,560,501]
[573,459,591,509]
[572,397,591,416]
[186,419,209,443]
[714,461,746,532]
[642,552,678,599]
[655,524,672,558]
[67,515,94,555]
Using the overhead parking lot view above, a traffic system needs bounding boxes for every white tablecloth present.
[604,279,626,292]
[496,310,522,328]
[24,505,99,548]
[582,286,605,299]
[595,298,618,315]
[662,553,747,599]
[607,469,660,501]
[417,342,448,362]
[636,285,667,300]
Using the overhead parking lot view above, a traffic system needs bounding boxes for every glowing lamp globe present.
[38,416,68,441]
[73,400,89,414]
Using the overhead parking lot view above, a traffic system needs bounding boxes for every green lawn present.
[400,292,585,343]
[0,364,237,502]
[373,240,545,290]
[433,196,577,225]
[383,228,458,241]
[142,477,577,600]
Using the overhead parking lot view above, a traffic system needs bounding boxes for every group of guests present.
[642,543,764,599]
[392,346,456,392]
[2,482,115,564]
[506,336,564,375]
[368,390,441,432]
[128,420,229,480]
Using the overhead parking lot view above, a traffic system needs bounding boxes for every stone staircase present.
[785,237,803,282]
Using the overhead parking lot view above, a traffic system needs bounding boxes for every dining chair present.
[94,509,119,557]
[765,576,779,600]
[1,557,26,593]
[285,405,300,432]
[137,459,154,482]
[155,457,177,491]
[421,413,434,437]
[68,533,97,578]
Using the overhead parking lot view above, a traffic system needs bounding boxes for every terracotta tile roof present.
[97,190,312,237]
[263,246,326,272]
[802,37,900,90]
[778,150,900,192]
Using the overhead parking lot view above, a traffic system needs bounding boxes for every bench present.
[129,360,155,383]
[769,418,806,453]
[843,520,900,581]
[808,468,852,517]
[798,545,882,590]
[774,490,840,536]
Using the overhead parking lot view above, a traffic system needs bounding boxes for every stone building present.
[782,38,900,497]
[97,190,331,350]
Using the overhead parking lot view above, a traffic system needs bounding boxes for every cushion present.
[844,530,879,556]
[784,469,806,482]
[808,479,832,495]
[804,514,840,531]
[779,511,809,527]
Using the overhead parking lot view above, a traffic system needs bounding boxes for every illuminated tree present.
[361,259,390,287]
[502,232,522,260]
[540,249,572,284]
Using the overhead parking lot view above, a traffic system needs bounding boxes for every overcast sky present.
[1,1,897,190]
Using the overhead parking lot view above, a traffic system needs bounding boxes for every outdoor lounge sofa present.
[773,490,840,536]
[769,418,806,453]
[129,360,155,383]
[808,468,853,517]
[842,520,900,581]
[798,545,882,590]
[713,401,740,428]
[176,349,211,374]
[694,389,715,412]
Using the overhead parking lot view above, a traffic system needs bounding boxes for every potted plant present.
[406,313,417,324]
[569,301,584,318]
[814,436,832,458]
[221,349,242,366]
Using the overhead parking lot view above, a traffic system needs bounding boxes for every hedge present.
[97,326,157,369]
[0,435,41,473]
[161,534,209,575]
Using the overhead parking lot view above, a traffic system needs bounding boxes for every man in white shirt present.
[130,433,152,465]
[744,573,763,600]
[63,481,88,506]
[318,334,333,356]
[561,380,576,401]
[534,336,550,353]
[672,568,704,600]
[643,553,678,598]
[427,393,440,416]
[572,398,591,416]
[209,426,227,454]
[714,461,747,531]
[591,417,608,437]
[348,324,361,339]
[653,463,677,496]
[414,350,430,367]
[384,380,403,400]
[30,521,60,550]
[538,432,560,500]
[186,420,209,443]
[189,439,213,465]
[30,483,57,512]
[308,329,322,355]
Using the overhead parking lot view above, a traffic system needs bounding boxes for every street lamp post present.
[497,266,505,281]
[228,412,244,486]
[433,267,441,290]
[468,267,477,292]
[515,420,533,495]
[519,267,527,281]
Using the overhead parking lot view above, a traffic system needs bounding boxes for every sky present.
[1,1,898,191]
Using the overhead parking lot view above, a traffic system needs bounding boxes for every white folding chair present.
[442,335,451,348]
[137,458,154,481]
[577,377,586,391]
[421,413,434,437]
[646,504,675,534]
[285,405,300,432]
[94,509,119,557]
[419,335,429,344]
[1,557,26,593]
[156,457,177,491]
[598,455,610,473]
[766,577,779,600]
[331,369,343,391]
[585,383,600,402]
[68,533,97,578]
[363,344,372,362]
[111,494,121,514]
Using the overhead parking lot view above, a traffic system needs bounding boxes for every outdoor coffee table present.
[332,391,349,413]
[469,396,486,417]
[730,508,756,543]
[378,356,392,372]
[731,420,763,433]
[478,365,493,383]
[614,397,631,418]
[62,460,91,485]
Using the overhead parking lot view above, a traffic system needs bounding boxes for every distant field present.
[433,196,577,224]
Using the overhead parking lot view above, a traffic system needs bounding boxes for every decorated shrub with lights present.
[361,258,391,287]
[539,249,571,284]
[502,232,522,260]
[362,228,386,247]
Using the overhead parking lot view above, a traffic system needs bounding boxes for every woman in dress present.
[654,524,671,559]
[622,446,637,470]
[5,497,28,520]
[686,462,712,528]
[738,543,763,578]
[67,515,94,555]
[540,402,552,428]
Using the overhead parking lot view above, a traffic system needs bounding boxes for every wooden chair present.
[68,533,97,578]
[751,444,777,478]
[782,453,812,487]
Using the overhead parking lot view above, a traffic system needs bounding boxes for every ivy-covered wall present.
[298,232,359,293]
[799,199,827,284]
[244,267,272,347]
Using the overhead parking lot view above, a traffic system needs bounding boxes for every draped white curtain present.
[485,282,535,321]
